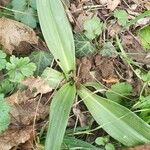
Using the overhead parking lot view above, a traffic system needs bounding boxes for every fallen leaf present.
[0,17,38,54]
[6,89,49,125]
[121,34,150,66]
[0,128,33,150]
[132,0,150,10]
[124,144,150,150]
[21,76,53,96]
[73,105,87,127]
[144,1,150,9]
[108,22,121,37]
[74,13,88,32]
[77,57,93,83]
[102,78,119,84]
[0,89,50,150]
[6,90,32,105]
[0,0,10,6]
[99,0,108,5]
[1,78,51,150]
[107,0,120,11]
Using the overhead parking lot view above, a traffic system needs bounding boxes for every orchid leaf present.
[78,85,150,146]
[37,0,75,76]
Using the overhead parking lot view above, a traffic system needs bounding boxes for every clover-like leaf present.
[83,16,103,40]
[0,79,14,95]
[12,0,37,28]
[105,143,115,150]
[20,8,37,28]
[114,10,128,26]
[0,50,7,70]
[0,94,10,134]
[6,56,36,82]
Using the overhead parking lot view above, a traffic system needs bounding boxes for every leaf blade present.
[45,83,76,150]
[41,67,64,89]
[78,85,150,146]
[37,0,75,75]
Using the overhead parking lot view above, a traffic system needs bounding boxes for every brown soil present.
[77,54,142,96]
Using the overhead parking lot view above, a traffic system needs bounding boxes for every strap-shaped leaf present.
[45,83,76,150]
[37,0,75,75]
[78,85,150,146]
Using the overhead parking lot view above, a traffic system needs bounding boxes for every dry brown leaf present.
[99,0,108,5]
[2,78,51,150]
[0,128,33,150]
[124,144,150,150]
[121,34,150,66]
[144,1,150,9]
[73,105,87,127]
[18,139,34,150]
[108,22,121,37]
[6,90,33,105]
[1,89,49,150]
[74,13,88,32]
[0,17,38,54]
[132,0,150,9]
[102,78,119,84]
[107,0,120,11]
[21,76,53,97]
[0,0,10,6]
[6,90,49,126]
[8,97,49,125]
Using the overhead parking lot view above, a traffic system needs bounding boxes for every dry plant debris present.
[0,17,38,54]
[0,76,52,150]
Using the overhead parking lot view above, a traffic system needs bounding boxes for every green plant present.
[62,136,102,149]
[0,50,36,133]
[100,42,117,57]
[11,0,37,28]
[29,51,53,76]
[6,55,36,82]
[95,136,115,150]
[37,0,150,149]
[114,9,128,26]
[74,33,96,57]
[106,82,133,103]
[83,16,103,40]
[0,51,7,70]
[0,94,10,133]
[138,25,150,50]
[0,50,36,92]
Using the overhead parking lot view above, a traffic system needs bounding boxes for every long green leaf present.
[45,83,76,150]
[78,85,150,147]
[37,0,75,75]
